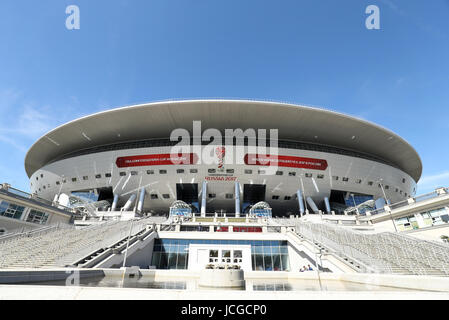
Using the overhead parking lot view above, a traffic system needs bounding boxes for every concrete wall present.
[404,225,449,243]
[0,269,104,284]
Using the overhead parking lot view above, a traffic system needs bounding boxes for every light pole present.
[315,248,323,291]
[121,218,135,287]
[378,179,397,232]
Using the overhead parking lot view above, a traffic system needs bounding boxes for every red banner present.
[244,154,328,170]
[116,153,198,168]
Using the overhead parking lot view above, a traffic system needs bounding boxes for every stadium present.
[2,99,449,298]
[25,99,421,217]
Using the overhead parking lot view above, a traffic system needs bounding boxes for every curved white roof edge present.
[25,99,423,182]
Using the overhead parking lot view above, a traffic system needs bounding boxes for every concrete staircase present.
[0,217,165,269]
[293,220,449,276]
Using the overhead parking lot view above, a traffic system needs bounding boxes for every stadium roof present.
[25,100,422,182]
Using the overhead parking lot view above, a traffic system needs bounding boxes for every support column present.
[324,197,331,214]
[235,182,241,217]
[306,197,319,214]
[297,189,305,216]
[111,194,119,211]
[123,194,136,211]
[201,181,207,217]
[137,188,146,213]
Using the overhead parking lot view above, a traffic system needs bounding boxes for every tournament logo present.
[215,146,226,171]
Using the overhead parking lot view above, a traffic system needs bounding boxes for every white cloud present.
[0,88,73,152]
[417,171,449,193]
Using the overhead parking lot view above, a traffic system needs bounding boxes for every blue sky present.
[0,0,448,194]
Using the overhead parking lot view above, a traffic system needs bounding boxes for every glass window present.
[119,172,126,176]
[254,245,263,254]
[162,194,170,199]
[159,170,167,174]
[342,177,349,182]
[305,173,312,178]
[26,210,49,225]
[190,169,198,173]
[147,170,154,175]
[317,174,324,179]
[177,253,187,269]
[276,171,283,176]
[72,177,77,182]
[0,202,10,217]
[222,250,231,258]
[245,169,253,174]
[177,169,185,174]
[255,254,264,271]
[284,196,291,200]
[0,202,25,220]
[168,252,178,269]
[131,171,138,176]
[208,169,216,173]
[226,169,234,174]
[272,254,281,271]
[264,254,273,271]
[105,173,112,177]
[272,195,279,200]
[280,254,290,271]
[95,174,101,179]
[288,172,296,176]
[225,194,233,199]
[209,250,218,258]
[151,194,158,199]
[234,250,242,258]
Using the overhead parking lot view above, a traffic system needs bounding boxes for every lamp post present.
[121,218,135,287]
[378,179,397,232]
[315,248,323,291]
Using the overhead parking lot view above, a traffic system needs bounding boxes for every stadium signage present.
[244,154,328,170]
[116,153,198,168]
[205,176,237,182]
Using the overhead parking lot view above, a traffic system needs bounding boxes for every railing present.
[0,223,73,245]
[368,188,449,216]
[0,184,74,214]
[56,218,152,266]
[293,220,449,276]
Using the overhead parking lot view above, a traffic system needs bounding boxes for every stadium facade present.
[24,100,422,217]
